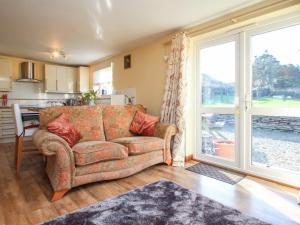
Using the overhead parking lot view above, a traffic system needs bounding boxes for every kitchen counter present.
[25,107,45,112]
[0,105,46,110]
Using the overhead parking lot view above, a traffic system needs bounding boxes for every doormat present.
[186,163,245,185]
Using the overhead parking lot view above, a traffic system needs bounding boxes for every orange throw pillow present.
[47,113,81,147]
[129,111,159,136]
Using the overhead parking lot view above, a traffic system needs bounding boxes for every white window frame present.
[93,65,113,94]
[193,14,300,187]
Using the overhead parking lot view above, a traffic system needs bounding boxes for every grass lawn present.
[253,97,300,107]
[202,97,300,107]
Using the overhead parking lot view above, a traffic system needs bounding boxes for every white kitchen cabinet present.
[45,64,57,92]
[66,67,77,93]
[77,66,89,93]
[56,66,68,92]
[0,59,12,91]
[45,64,77,93]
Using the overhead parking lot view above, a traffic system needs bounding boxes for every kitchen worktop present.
[0,105,47,109]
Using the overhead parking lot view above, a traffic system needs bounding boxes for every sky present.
[200,24,300,84]
[200,41,235,83]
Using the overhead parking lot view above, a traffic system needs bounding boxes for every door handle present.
[244,94,251,111]
[235,106,240,115]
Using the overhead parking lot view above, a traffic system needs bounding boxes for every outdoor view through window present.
[251,24,300,172]
[201,41,235,106]
[200,41,236,161]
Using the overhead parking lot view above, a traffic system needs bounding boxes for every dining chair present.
[12,104,38,173]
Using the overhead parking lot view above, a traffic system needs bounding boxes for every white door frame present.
[243,19,300,187]
[195,34,241,169]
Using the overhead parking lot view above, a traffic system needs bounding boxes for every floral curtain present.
[161,32,189,167]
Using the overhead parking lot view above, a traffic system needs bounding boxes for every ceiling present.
[0,0,261,65]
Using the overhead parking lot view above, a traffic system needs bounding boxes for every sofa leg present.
[51,189,69,201]
[165,159,172,166]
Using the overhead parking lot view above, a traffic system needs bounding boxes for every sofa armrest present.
[33,129,72,155]
[32,129,75,191]
[154,123,176,165]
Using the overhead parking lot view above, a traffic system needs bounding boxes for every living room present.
[0,0,300,224]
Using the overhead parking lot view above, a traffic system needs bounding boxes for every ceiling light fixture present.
[50,51,66,59]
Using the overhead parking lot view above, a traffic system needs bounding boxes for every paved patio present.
[204,125,300,172]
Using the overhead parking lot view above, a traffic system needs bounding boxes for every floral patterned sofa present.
[32,104,176,201]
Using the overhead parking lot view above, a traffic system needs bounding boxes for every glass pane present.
[252,116,300,173]
[201,114,235,161]
[251,24,300,107]
[200,41,236,106]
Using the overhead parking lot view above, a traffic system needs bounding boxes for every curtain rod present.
[164,0,299,45]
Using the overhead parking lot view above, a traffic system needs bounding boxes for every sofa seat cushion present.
[111,136,164,155]
[75,150,163,176]
[72,141,128,166]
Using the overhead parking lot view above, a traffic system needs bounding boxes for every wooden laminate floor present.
[0,142,300,225]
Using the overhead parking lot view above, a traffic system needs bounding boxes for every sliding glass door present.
[196,35,240,168]
[196,18,300,186]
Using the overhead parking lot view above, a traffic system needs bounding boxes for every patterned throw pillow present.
[47,113,81,147]
[129,111,159,136]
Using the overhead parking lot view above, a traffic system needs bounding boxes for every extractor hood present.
[16,61,41,83]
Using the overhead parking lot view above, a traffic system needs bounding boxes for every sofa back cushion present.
[102,104,145,140]
[39,105,105,142]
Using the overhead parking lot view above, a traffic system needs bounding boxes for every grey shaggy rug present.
[40,180,270,225]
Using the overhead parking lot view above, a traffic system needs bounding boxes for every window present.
[195,18,300,187]
[249,23,300,176]
[251,24,300,107]
[93,66,113,94]
[200,41,236,106]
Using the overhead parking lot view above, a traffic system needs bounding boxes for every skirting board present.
[185,154,193,162]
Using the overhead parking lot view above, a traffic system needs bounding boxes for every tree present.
[252,50,300,98]
[277,64,300,88]
[252,50,280,97]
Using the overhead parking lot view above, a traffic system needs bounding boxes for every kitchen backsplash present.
[4,82,77,106]
[1,82,137,107]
